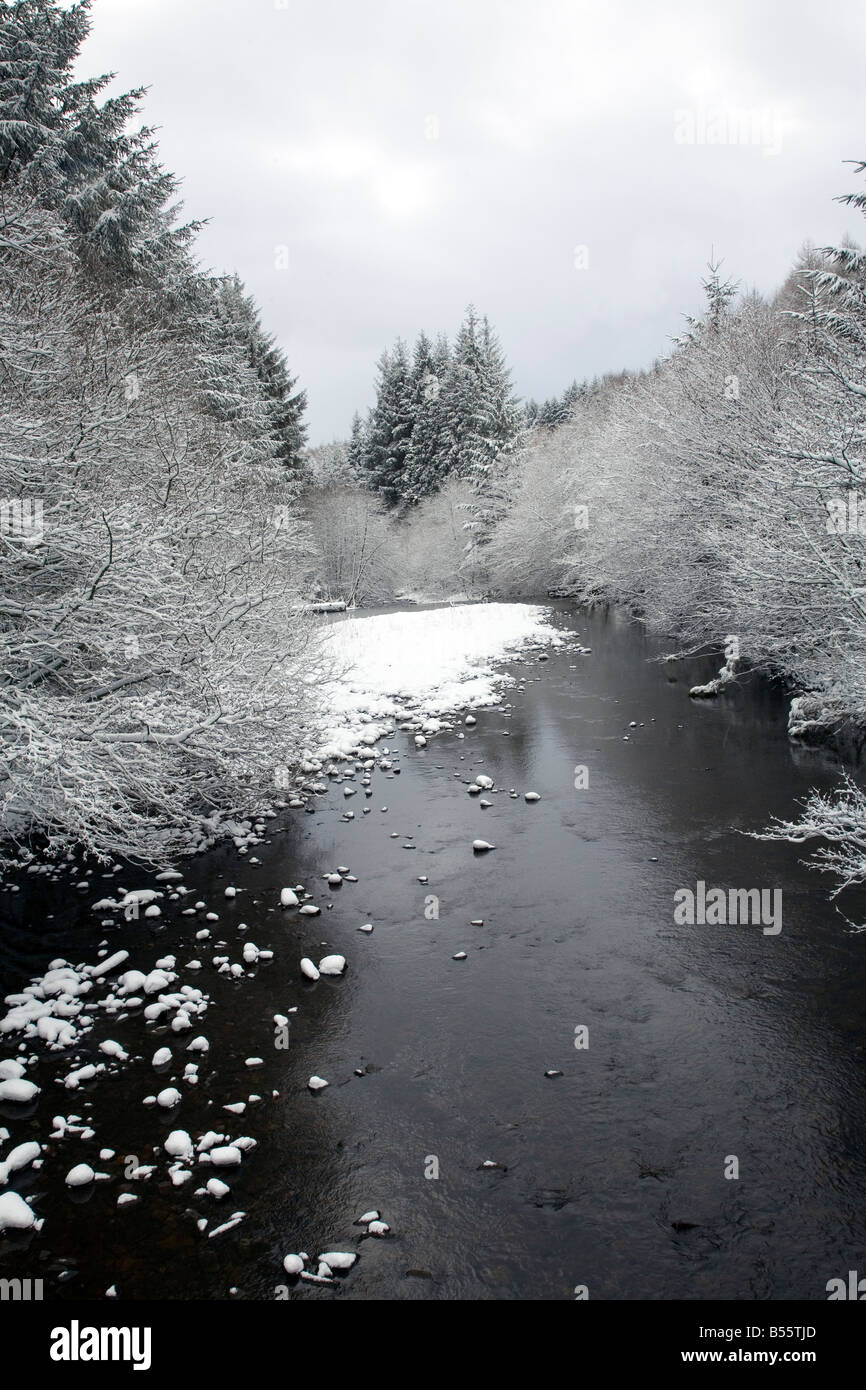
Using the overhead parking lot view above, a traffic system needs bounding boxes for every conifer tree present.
[362,340,414,505]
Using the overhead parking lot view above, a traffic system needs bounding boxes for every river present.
[2,601,865,1301]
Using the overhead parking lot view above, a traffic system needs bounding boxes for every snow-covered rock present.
[207,1146,242,1168]
[0,1191,38,1230]
[318,954,346,976]
[165,1130,194,1160]
[0,1141,41,1186]
[0,1078,39,1104]
[65,1163,95,1187]
[318,1251,357,1270]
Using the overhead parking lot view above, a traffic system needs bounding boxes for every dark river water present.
[2,602,866,1301]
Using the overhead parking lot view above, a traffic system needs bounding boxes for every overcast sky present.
[79,0,866,445]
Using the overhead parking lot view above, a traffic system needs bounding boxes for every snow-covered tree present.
[0,0,314,867]
[361,340,414,506]
[402,331,451,500]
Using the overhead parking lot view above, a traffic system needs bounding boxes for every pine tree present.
[1,0,201,286]
[442,304,484,476]
[346,411,367,478]
[210,274,307,471]
[356,309,519,508]
[403,331,450,500]
[362,340,414,505]
[678,257,738,347]
[477,314,521,463]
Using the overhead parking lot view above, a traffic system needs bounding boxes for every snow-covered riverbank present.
[316,602,567,760]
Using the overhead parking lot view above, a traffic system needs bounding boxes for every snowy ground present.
[315,602,566,760]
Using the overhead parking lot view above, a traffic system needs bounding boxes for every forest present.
[3,0,866,894]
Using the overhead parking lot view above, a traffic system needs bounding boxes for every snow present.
[0,1190,39,1231]
[208,1212,245,1238]
[0,1078,39,1103]
[164,1130,194,1160]
[65,1163,95,1187]
[117,969,147,996]
[206,1145,243,1168]
[318,954,346,976]
[87,949,129,979]
[317,603,564,758]
[0,1141,41,1185]
[318,1250,356,1270]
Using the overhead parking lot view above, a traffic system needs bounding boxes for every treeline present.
[485,218,866,726]
[0,0,313,865]
[485,193,866,907]
[308,164,866,740]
